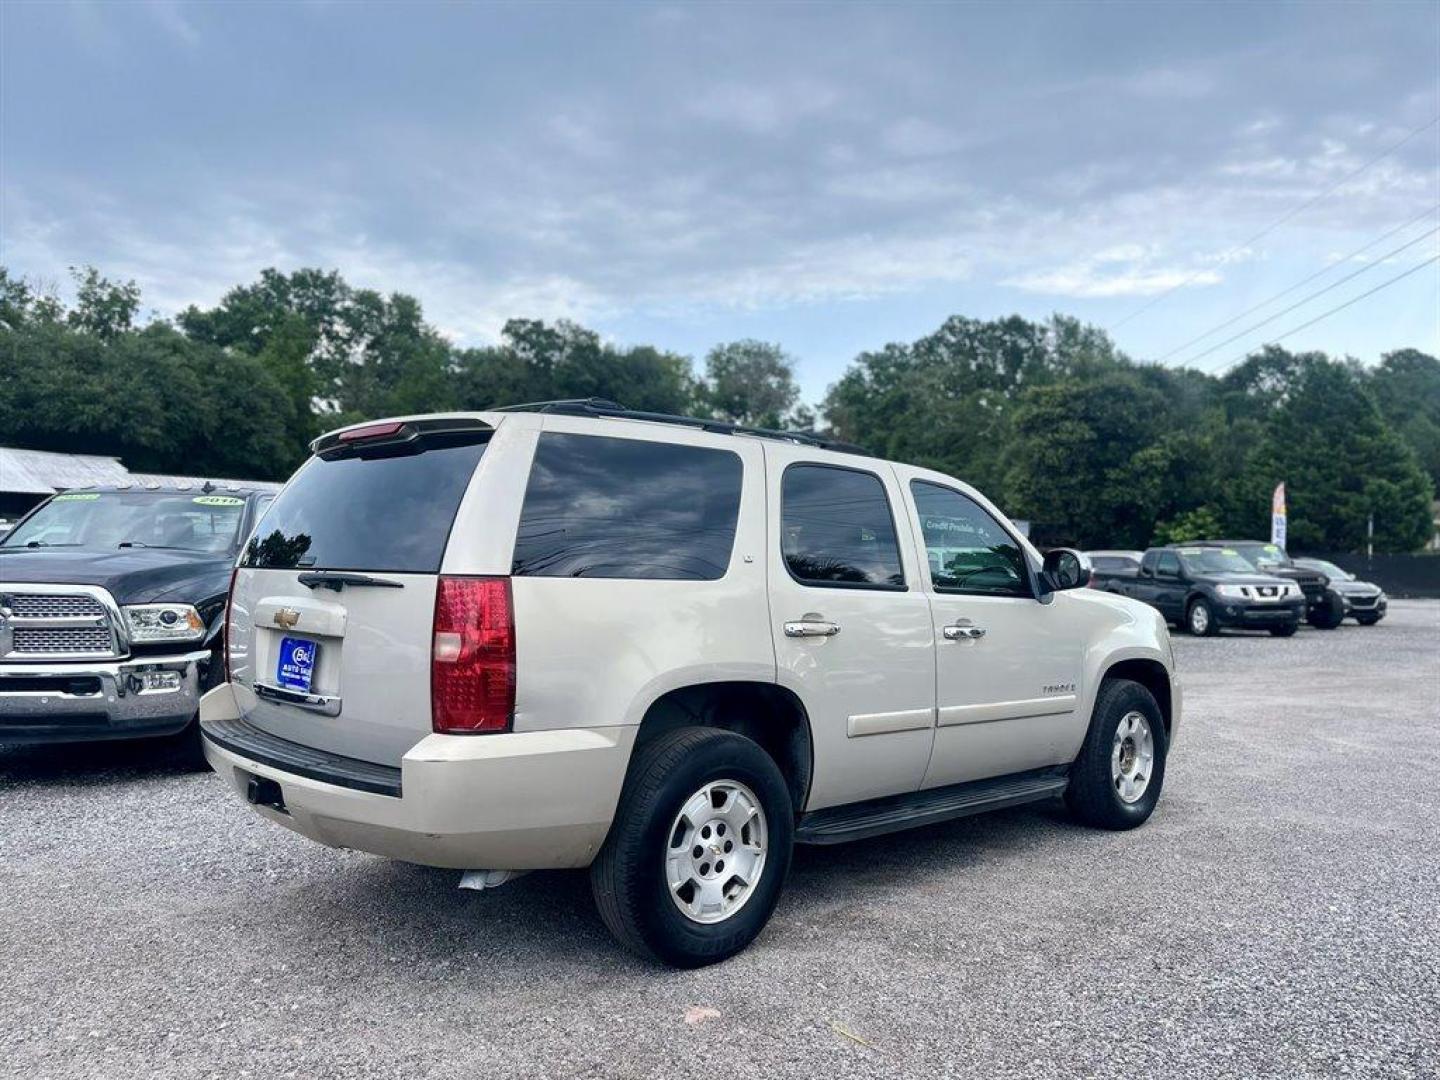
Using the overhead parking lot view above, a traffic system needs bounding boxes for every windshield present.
[1176,547,1257,574]
[1299,559,1351,580]
[1232,542,1292,570]
[3,491,247,554]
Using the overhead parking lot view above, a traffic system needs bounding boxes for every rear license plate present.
[276,636,318,693]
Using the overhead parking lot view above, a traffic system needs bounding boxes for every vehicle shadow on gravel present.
[784,799,1083,898]
[0,735,202,785]
[258,800,1088,970]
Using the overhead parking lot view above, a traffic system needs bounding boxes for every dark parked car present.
[1177,540,1345,629]
[1107,546,1304,636]
[1294,558,1388,625]
[0,482,277,756]
[1085,550,1143,593]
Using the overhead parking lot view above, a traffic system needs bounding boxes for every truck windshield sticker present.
[1178,547,1202,555]
[193,495,245,507]
[52,492,100,502]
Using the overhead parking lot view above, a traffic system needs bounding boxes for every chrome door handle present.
[943,624,987,641]
[784,619,841,638]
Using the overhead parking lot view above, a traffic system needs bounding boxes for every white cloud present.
[1123,66,1216,100]
[1221,157,1299,179]
[882,117,965,158]
[1004,240,1226,298]
[686,79,840,135]
[7,0,1439,366]
[144,0,200,47]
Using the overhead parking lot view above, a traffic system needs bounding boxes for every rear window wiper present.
[297,571,405,592]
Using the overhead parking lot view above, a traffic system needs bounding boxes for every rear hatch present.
[227,419,490,767]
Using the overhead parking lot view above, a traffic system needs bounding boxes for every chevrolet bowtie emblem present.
[273,608,301,629]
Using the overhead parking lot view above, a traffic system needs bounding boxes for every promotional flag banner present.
[1271,482,1287,549]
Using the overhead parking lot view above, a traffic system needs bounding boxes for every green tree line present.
[2,266,1435,552]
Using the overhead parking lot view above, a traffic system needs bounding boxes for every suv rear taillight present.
[431,576,515,734]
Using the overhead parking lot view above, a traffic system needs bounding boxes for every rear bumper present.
[199,684,636,870]
[0,650,211,745]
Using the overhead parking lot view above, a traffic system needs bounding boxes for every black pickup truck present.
[0,482,276,756]
[1094,546,1305,636]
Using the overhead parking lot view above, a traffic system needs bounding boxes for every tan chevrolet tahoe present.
[201,399,1180,967]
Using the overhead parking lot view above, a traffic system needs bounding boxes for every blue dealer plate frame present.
[276,636,319,693]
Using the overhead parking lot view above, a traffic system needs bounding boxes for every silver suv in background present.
[200,401,1180,966]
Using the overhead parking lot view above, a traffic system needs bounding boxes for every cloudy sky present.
[3,1,1437,402]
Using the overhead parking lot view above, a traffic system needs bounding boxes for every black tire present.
[1065,678,1168,831]
[1307,592,1345,630]
[1268,622,1299,637]
[1186,597,1218,636]
[590,726,794,968]
[1355,615,1380,626]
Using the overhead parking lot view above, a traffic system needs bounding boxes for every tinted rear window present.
[242,436,486,572]
[511,432,742,580]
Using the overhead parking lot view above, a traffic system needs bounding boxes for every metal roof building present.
[0,445,281,519]
[0,446,133,496]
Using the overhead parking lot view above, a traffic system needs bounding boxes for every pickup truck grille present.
[0,588,123,661]
[12,626,115,654]
[9,594,108,619]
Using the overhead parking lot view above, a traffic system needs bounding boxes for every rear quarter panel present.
[442,415,775,733]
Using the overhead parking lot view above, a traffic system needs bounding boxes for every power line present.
[1208,254,1440,376]
[1152,202,1440,362]
[1108,113,1440,332]
[1176,224,1439,367]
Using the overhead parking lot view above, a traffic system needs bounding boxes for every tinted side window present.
[1157,552,1181,577]
[511,433,742,580]
[910,481,1030,597]
[243,436,487,572]
[781,465,904,590]
[1140,551,1159,576]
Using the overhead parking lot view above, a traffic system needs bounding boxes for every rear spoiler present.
[310,416,493,460]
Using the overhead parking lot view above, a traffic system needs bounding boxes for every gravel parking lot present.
[2,601,1436,1080]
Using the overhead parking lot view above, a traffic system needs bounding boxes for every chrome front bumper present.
[0,649,212,744]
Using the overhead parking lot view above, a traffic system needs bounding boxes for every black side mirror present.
[1040,548,1090,595]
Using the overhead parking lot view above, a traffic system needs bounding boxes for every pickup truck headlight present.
[1215,585,1249,599]
[124,603,206,643]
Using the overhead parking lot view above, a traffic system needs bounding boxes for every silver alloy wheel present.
[665,779,768,925]
[1189,602,1210,635]
[1111,710,1155,804]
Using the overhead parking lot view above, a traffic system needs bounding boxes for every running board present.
[795,768,1070,845]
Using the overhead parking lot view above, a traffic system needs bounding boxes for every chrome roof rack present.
[493,398,870,457]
